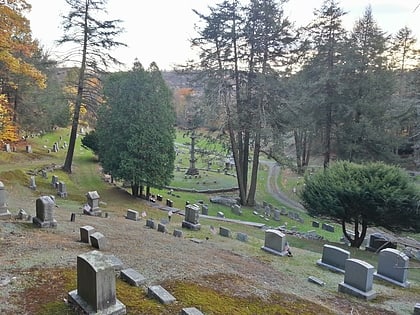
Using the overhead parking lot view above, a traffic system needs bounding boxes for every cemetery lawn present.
[0,128,419,315]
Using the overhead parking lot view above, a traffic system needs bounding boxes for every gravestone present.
[68,250,126,314]
[126,209,139,221]
[231,204,242,215]
[414,303,420,315]
[216,211,225,218]
[29,176,36,190]
[0,181,11,219]
[180,307,204,315]
[219,226,231,238]
[85,191,101,216]
[338,258,377,300]
[261,229,288,256]
[51,175,59,188]
[317,244,350,273]
[312,221,320,228]
[147,285,176,304]
[146,219,156,229]
[322,223,335,232]
[273,209,281,221]
[173,229,183,238]
[120,268,146,286]
[182,204,201,230]
[365,233,397,252]
[33,196,57,228]
[236,232,248,242]
[58,181,67,198]
[201,204,209,215]
[4,144,11,152]
[157,223,167,233]
[90,232,106,250]
[26,145,32,153]
[80,225,95,244]
[374,248,410,287]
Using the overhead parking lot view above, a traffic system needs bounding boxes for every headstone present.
[182,204,201,230]
[180,307,204,315]
[173,229,183,238]
[146,219,156,229]
[51,175,59,188]
[120,268,146,287]
[312,221,320,228]
[147,285,176,304]
[90,232,106,250]
[80,225,95,244]
[414,303,420,315]
[374,248,410,287]
[17,209,28,220]
[365,233,397,252]
[322,223,335,232]
[126,209,139,221]
[26,145,32,153]
[4,144,11,152]
[57,181,67,198]
[219,226,231,238]
[308,276,325,286]
[157,223,167,233]
[231,204,242,215]
[201,204,209,215]
[317,244,350,273]
[0,181,11,219]
[216,211,225,218]
[156,194,163,201]
[33,196,57,228]
[85,191,101,216]
[338,258,377,300]
[261,229,288,256]
[273,209,281,221]
[68,250,126,314]
[28,176,36,190]
[236,232,248,242]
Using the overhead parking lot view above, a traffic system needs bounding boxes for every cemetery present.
[0,128,419,314]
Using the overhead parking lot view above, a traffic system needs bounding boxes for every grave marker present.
[261,229,288,256]
[374,248,410,288]
[0,181,11,219]
[85,191,101,216]
[120,268,146,286]
[33,196,57,228]
[180,307,205,315]
[80,226,95,244]
[68,250,126,314]
[182,204,201,230]
[90,232,106,250]
[219,226,231,238]
[58,181,67,198]
[126,209,139,221]
[147,285,176,305]
[317,244,350,273]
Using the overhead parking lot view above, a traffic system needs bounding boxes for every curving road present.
[262,160,305,211]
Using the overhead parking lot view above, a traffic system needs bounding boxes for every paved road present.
[262,160,305,211]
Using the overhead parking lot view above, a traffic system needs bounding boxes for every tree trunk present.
[131,183,139,197]
[246,129,260,206]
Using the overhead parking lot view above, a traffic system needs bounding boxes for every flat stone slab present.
[120,268,146,286]
[308,276,325,286]
[147,285,176,304]
[32,217,57,228]
[68,289,126,315]
[338,282,377,300]
[190,238,203,244]
[180,307,205,315]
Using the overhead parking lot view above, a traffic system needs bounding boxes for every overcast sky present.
[27,0,420,70]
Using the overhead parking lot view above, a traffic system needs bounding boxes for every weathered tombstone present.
[33,196,57,228]
[374,248,410,287]
[182,204,201,230]
[157,223,167,233]
[146,219,156,229]
[126,209,139,221]
[312,221,320,228]
[26,145,32,153]
[52,143,59,152]
[51,175,59,188]
[85,191,101,216]
[317,244,350,273]
[90,232,106,250]
[322,223,335,232]
[180,307,204,315]
[0,181,11,219]
[4,144,11,152]
[147,285,176,304]
[338,258,377,300]
[80,225,95,244]
[57,181,67,198]
[261,229,288,256]
[120,268,146,287]
[236,232,248,242]
[68,250,126,314]
[414,303,420,315]
[219,226,231,238]
[216,211,225,218]
[28,176,36,190]
[156,194,163,201]
[173,229,183,238]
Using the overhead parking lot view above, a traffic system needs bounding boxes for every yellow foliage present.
[0,94,19,143]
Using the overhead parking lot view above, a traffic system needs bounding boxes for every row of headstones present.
[311,220,335,232]
[50,175,68,198]
[260,229,420,312]
[317,244,411,299]
[3,144,32,153]
[72,227,204,314]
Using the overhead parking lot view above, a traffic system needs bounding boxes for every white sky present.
[26,0,420,71]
